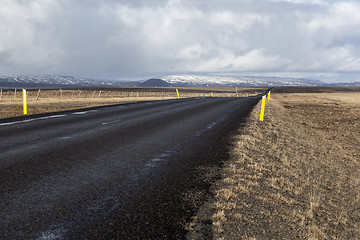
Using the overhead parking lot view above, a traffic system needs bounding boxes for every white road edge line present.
[0,115,67,127]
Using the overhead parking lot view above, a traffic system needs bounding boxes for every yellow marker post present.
[22,89,28,115]
[268,91,271,101]
[211,92,213,97]
[259,95,266,121]
[176,89,180,99]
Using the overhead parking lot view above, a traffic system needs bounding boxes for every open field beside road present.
[0,87,264,119]
[188,92,360,239]
[273,86,360,93]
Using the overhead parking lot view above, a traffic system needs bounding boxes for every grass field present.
[188,92,360,239]
[0,88,263,119]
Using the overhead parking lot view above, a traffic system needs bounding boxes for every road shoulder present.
[187,93,360,239]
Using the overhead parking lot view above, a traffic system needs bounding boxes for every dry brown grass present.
[0,89,179,119]
[0,97,175,119]
[188,92,360,239]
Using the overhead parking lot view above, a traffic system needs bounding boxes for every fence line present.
[0,88,260,102]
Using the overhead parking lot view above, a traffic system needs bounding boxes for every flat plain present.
[3,87,359,239]
[188,92,360,239]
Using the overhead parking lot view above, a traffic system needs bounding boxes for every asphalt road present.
[0,96,261,239]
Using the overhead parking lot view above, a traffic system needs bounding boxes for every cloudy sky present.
[1,0,359,82]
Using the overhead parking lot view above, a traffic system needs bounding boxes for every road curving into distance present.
[0,95,261,239]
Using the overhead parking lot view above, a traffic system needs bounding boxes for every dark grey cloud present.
[0,0,359,81]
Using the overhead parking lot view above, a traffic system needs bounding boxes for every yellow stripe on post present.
[268,91,271,101]
[176,89,180,99]
[22,89,28,115]
[259,95,266,121]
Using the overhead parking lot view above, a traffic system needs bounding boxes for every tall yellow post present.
[259,95,266,121]
[211,92,213,97]
[176,89,180,99]
[268,91,271,101]
[22,89,28,115]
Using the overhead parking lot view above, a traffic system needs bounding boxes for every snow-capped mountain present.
[2,73,357,89]
[0,75,119,88]
[160,74,325,87]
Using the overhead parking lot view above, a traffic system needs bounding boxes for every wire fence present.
[0,88,257,102]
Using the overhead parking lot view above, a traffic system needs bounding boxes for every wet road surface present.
[0,96,260,239]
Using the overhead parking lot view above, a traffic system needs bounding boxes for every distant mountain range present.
[0,74,359,88]
[156,74,324,87]
[0,75,120,88]
[140,74,360,88]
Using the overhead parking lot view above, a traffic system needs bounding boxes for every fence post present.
[36,89,41,100]
[259,95,266,121]
[14,88,17,100]
[176,89,180,99]
[0,89,2,102]
[268,91,271,101]
[98,90,102,98]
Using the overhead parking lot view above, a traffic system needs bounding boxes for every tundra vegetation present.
[188,92,360,239]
